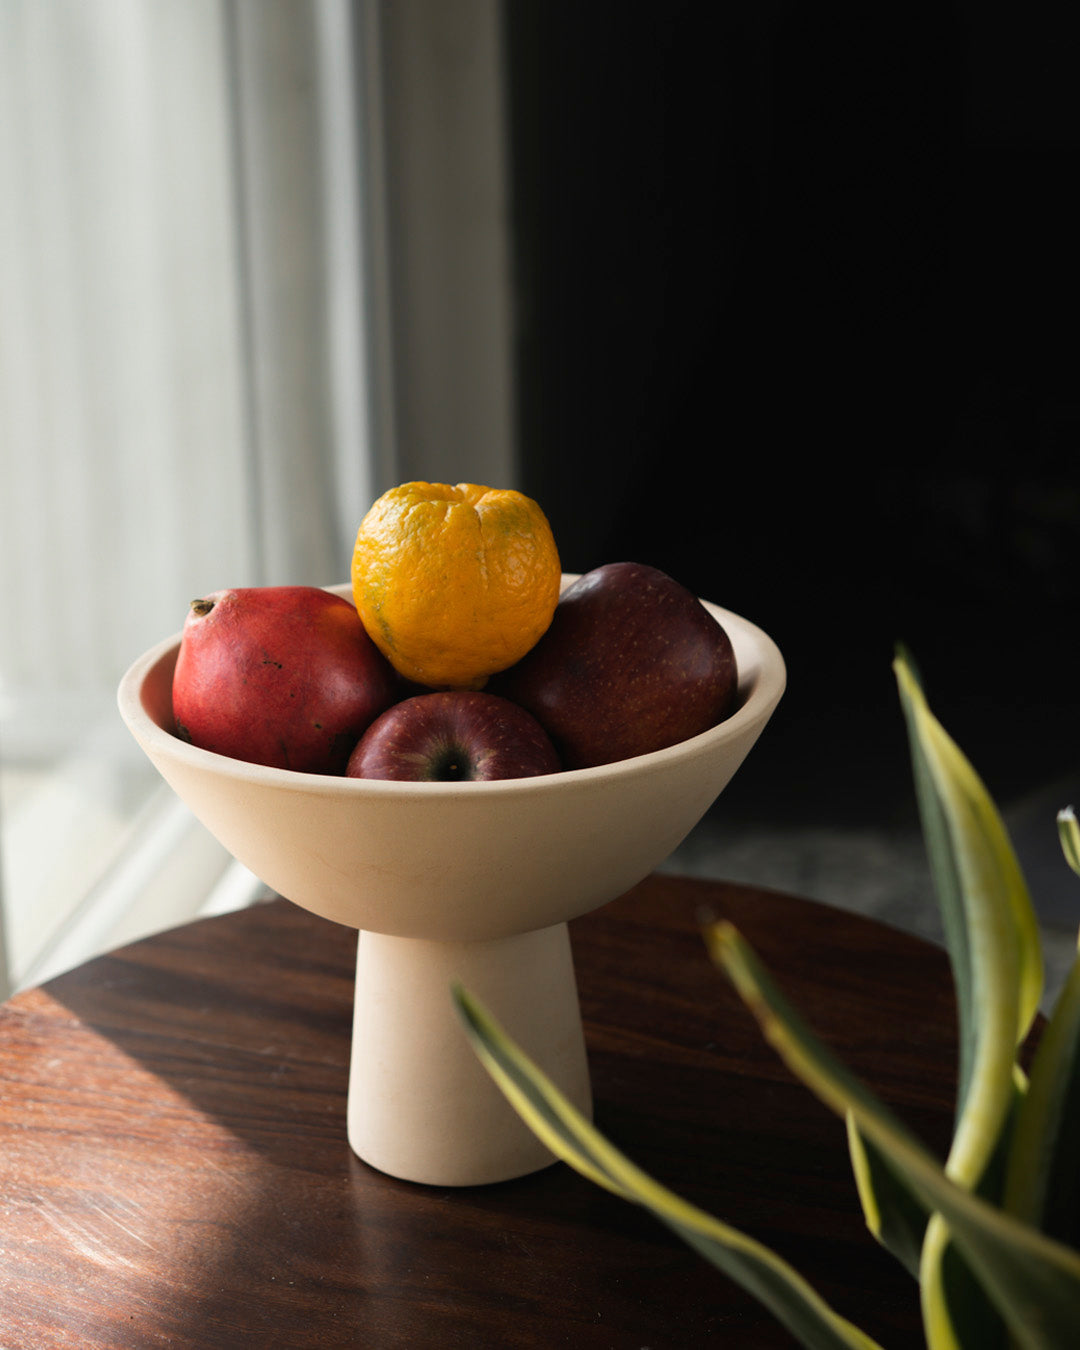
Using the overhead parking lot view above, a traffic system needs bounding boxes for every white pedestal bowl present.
[118,582,785,1186]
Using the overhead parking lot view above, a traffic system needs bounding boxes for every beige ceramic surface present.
[117,580,785,1185]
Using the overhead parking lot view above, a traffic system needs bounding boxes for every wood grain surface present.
[0,873,966,1349]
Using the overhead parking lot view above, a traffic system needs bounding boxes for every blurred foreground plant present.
[454,651,1080,1348]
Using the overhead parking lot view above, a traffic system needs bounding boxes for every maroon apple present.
[172,586,399,774]
[491,562,738,769]
[345,691,562,782]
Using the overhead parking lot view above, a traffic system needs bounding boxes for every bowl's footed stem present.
[348,921,592,1186]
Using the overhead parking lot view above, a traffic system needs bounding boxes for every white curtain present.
[0,0,377,995]
[0,0,516,997]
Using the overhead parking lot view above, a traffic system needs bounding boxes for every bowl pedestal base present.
[348,921,591,1186]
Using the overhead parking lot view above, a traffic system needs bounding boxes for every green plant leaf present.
[844,1071,1025,1290]
[894,651,1043,1181]
[1004,941,1080,1249]
[920,1073,1029,1350]
[1003,807,1080,1244]
[895,647,976,1113]
[453,984,884,1350]
[920,1210,1013,1350]
[894,653,1045,1345]
[709,922,1080,1350]
[1058,807,1080,878]
[846,1116,928,1278]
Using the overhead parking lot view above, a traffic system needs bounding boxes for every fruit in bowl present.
[491,562,739,770]
[351,481,562,690]
[346,691,562,782]
[172,585,398,775]
[166,484,750,784]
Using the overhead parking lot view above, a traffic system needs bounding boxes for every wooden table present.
[0,873,961,1349]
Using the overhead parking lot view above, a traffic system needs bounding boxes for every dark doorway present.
[504,1,1080,826]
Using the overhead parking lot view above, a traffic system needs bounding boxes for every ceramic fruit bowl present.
[118,581,785,1186]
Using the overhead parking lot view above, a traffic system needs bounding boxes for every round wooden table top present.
[0,872,960,1349]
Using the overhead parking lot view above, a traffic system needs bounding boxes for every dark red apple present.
[491,562,738,769]
[172,586,399,773]
[346,691,562,782]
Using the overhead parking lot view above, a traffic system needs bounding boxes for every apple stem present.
[190,598,215,617]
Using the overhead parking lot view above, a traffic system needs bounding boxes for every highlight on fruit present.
[170,482,740,781]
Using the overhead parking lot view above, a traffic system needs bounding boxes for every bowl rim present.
[117,581,786,798]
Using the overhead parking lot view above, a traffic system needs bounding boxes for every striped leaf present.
[453,984,884,1350]
[1004,941,1080,1249]
[709,922,1080,1349]
[846,1115,928,1278]
[1058,807,1080,878]
[894,650,1042,1170]
[1000,809,1080,1244]
[892,652,1047,1346]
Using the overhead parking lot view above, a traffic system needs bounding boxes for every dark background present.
[503,1,1079,832]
